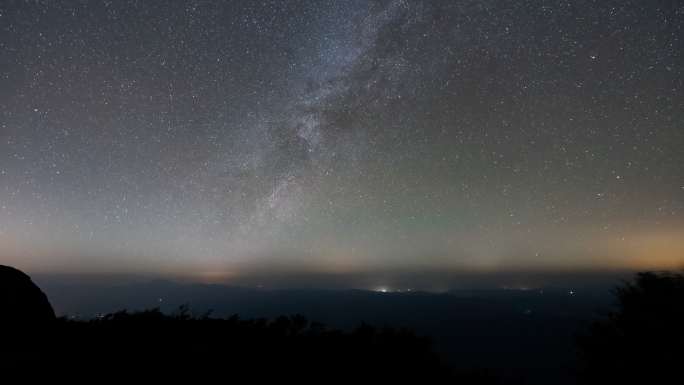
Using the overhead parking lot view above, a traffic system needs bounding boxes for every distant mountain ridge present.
[33,275,615,384]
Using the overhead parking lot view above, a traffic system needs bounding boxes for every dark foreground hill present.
[3,310,449,383]
[4,266,684,384]
[1,265,502,383]
[37,275,616,384]
[3,308,511,384]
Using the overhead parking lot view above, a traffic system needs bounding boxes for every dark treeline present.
[3,265,684,384]
[5,309,507,384]
[577,271,684,385]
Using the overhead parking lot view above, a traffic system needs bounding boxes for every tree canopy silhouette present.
[0,265,506,383]
[578,271,684,385]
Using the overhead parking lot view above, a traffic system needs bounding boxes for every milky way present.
[1,1,682,281]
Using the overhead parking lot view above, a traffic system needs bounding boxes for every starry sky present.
[1,0,683,283]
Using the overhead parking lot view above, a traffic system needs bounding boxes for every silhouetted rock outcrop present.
[0,265,55,323]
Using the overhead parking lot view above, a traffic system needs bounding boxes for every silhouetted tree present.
[577,271,684,384]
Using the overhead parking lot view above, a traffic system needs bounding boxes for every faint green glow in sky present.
[0,1,682,279]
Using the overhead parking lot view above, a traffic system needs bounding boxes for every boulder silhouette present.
[0,265,55,323]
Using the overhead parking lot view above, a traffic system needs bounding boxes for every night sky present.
[1,1,682,283]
